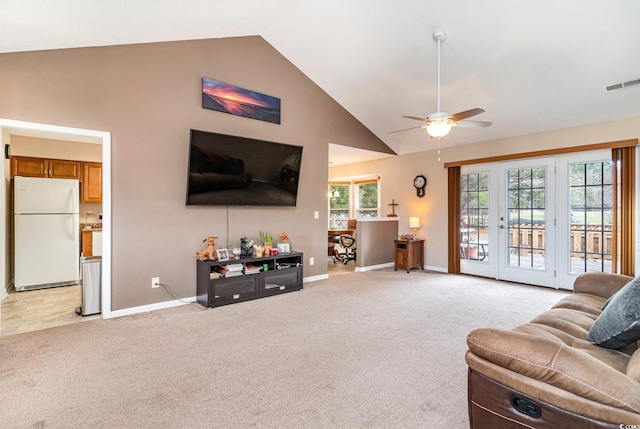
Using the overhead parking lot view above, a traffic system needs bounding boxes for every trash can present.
[76,256,102,316]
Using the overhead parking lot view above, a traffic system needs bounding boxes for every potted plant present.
[468,245,479,260]
[259,231,273,256]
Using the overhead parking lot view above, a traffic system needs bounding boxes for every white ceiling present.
[3,1,640,164]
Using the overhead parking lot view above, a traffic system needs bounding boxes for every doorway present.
[0,119,111,336]
[459,150,611,289]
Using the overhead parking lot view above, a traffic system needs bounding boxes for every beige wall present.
[0,36,393,311]
[11,135,102,162]
[332,115,640,271]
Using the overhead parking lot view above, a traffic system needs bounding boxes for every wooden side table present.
[394,239,425,273]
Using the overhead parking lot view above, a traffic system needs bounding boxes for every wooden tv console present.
[196,252,303,308]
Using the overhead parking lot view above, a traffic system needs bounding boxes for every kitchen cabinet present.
[82,162,102,203]
[82,229,103,256]
[11,156,81,180]
[82,230,93,256]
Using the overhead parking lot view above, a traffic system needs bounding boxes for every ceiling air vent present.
[605,78,640,92]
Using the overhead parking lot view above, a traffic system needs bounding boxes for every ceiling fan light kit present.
[427,120,452,138]
[390,29,492,139]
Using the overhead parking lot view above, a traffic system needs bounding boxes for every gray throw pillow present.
[588,276,640,349]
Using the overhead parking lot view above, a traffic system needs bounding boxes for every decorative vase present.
[264,245,272,257]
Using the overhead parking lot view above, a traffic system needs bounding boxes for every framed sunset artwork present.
[202,77,281,124]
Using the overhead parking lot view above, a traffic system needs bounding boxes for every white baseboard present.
[355,262,394,272]
[354,263,447,273]
[2,280,14,301]
[110,275,326,318]
[304,274,328,282]
[109,296,197,319]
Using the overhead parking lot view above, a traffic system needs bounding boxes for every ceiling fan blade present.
[388,125,427,134]
[449,108,485,122]
[402,115,431,123]
[455,120,493,128]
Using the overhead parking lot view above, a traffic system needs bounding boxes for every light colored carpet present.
[0,269,568,428]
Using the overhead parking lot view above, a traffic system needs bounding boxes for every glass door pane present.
[569,160,613,273]
[460,172,489,262]
[506,166,546,270]
[460,164,498,279]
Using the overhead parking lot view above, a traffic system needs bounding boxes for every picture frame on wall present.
[202,77,281,124]
[276,242,291,254]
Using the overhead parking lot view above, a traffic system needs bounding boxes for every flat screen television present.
[186,129,303,206]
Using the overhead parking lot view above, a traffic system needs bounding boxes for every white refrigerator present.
[14,176,80,291]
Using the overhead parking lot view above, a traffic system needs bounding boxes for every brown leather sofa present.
[466,272,640,428]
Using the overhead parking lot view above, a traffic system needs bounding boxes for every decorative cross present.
[388,199,399,217]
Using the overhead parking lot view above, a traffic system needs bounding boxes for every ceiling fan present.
[390,29,492,138]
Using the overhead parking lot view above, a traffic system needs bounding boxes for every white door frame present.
[0,118,112,320]
[461,158,557,287]
[497,157,557,288]
[555,149,612,287]
[459,163,498,278]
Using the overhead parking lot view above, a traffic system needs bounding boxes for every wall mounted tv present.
[186,129,303,206]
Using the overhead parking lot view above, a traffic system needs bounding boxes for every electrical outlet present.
[152,277,160,288]
[309,257,314,266]
[314,211,319,219]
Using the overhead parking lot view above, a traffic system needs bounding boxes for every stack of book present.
[213,263,244,277]
[244,264,261,275]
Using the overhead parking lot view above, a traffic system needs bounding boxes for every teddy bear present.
[196,236,218,261]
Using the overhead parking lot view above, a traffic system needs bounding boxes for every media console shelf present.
[196,252,303,308]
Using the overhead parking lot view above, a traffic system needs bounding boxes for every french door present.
[460,150,611,289]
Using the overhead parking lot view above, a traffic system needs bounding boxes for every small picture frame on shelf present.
[276,242,291,254]
[216,248,230,261]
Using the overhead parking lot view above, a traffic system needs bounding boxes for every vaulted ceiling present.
[3,1,640,164]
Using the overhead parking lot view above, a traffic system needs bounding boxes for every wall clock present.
[414,175,427,197]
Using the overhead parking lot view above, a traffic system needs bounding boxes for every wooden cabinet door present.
[410,244,421,266]
[81,230,93,256]
[10,156,47,178]
[82,162,102,203]
[48,159,81,179]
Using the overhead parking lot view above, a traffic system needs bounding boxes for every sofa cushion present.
[629,348,640,382]
[588,276,640,349]
[552,293,607,316]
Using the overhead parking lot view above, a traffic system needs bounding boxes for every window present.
[329,183,350,229]
[329,177,379,229]
[354,179,379,218]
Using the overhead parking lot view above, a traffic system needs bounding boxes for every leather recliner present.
[466,272,640,428]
